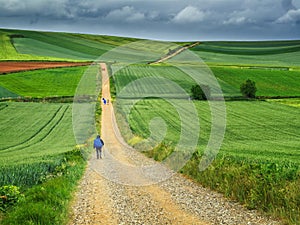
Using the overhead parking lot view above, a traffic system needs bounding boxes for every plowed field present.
[0,61,91,74]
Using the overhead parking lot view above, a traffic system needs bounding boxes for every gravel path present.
[69,63,281,225]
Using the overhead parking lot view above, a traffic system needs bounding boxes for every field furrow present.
[2,105,69,153]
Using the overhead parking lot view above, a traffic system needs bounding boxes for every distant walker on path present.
[93,135,104,159]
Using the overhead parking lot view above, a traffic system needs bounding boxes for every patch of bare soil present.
[0,61,91,74]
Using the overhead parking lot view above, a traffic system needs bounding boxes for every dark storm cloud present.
[282,0,296,11]
[0,0,299,40]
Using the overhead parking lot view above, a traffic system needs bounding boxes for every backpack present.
[94,138,103,148]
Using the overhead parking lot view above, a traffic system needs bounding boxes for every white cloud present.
[276,9,300,23]
[172,6,206,24]
[222,10,255,25]
[147,11,160,20]
[105,6,145,22]
[223,16,247,25]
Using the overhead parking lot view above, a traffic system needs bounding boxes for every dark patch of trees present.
[240,79,257,98]
[191,84,211,100]
[9,34,25,38]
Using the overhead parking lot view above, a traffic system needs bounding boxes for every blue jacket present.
[94,138,103,148]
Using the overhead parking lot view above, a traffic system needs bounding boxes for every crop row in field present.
[1,28,178,62]
[70,33,139,46]
[191,41,300,67]
[0,102,77,186]
[211,66,300,97]
[12,34,109,60]
[119,98,300,163]
[0,66,87,98]
[0,31,75,61]
[113,64,196,98]
[192,40,300,55]
[13,38,97,61]
[0,102,76,164]
[112,64,300,163]
[112,64,300,99]
[1,28,143,61]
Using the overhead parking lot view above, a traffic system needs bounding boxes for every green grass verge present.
[182,155,300,224]
[0,149,86,225]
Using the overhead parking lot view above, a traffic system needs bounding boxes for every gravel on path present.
[69,63,281,225]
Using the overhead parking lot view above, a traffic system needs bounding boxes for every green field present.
[192,41,300,68]
[113,65,300,163]
[212,67,300,97]
[113,64,195,97]
[124,99,300,162]
[0,66,87,98]
[113,64,300,98]
[0,29,139,61]
[0,30,72,61]
[0,102,76,185]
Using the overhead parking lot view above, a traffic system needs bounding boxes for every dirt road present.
[69,63,280,225]
[150,42,200,64]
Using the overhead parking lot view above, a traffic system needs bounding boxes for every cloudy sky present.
[0,0,300,41]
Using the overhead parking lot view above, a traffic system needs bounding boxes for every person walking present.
[93,135,104,159]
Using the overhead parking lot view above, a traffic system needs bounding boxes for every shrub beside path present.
[69,63,281,225]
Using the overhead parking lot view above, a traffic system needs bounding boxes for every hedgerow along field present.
[112,61,300,223]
